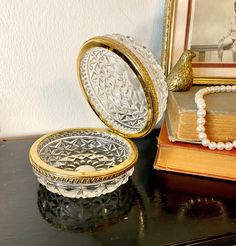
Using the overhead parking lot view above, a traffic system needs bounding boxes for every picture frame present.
[161,0,236,85]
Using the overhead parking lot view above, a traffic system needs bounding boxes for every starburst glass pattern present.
[33,166,134,199]
[108,34,168,124]
[31,129,136,198]
[38,130,130,172]
[80,47,149,135]
[79,34,168,136]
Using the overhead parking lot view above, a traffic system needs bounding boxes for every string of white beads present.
[195,85,236,150]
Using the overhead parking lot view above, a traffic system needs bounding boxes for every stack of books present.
[154,86,236,181]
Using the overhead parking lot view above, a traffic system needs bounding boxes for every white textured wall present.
[0,0,164,138]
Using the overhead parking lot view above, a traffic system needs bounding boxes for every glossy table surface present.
[1,130,236,246]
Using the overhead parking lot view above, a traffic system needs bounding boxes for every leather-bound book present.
[154,122,236,181]
[167,86,236,143]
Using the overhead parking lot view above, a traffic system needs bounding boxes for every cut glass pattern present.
[80,47,148,134]
[109,34,168,124]
[80,34,168,135]
[33,130,134,198]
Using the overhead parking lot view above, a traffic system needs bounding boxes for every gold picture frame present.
[161,0,236,85]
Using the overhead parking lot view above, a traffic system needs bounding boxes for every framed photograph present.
[162,0,236,84]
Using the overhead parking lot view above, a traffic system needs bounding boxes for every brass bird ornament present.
[167,50,196,92]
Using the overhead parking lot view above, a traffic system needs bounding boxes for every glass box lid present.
[29,34,167,199]
[77,34,168,138]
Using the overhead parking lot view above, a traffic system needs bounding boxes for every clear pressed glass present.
[30,129,137,198]
[30,34,167,199]
[78,34,168,137]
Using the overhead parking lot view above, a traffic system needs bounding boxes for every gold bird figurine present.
[167,50,196,92]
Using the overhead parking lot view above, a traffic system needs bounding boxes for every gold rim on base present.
[77,36,159,138]
[29,128,138,184]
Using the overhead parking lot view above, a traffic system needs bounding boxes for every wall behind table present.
[0,0,164,139]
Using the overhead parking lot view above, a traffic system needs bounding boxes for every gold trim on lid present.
[77,35,159,138]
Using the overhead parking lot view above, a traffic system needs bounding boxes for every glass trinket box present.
[29,34,168,198]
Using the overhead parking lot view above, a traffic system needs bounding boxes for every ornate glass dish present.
[29,129,138,198]
[29,33,167,198]
[77,34,168,138]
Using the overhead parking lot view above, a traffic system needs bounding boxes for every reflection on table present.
[37,179,144,232]
[154,171,236,224]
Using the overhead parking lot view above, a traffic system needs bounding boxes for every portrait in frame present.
[162,0,236,85]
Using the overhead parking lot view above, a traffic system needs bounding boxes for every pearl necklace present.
[195,85,236,150]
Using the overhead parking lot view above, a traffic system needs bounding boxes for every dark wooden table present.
[1,130,236,246]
